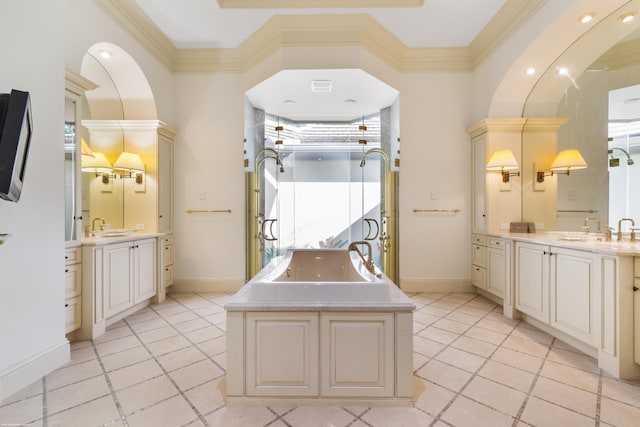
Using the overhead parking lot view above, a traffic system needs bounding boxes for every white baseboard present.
[169,278,245,294]
[399,278,475,293]
[0,340,70,402]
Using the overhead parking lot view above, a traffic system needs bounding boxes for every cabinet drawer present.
[164,264,174,286]
[163,234,174,246]
[472,245,487,267]
[634,258,640,278]
[65,263,82,298]
[65,296,81,333]
[164,244,174,266]
[472,265,486,289]
[472,234,487,245]
[488,237,505,250]
[65,247,81,265]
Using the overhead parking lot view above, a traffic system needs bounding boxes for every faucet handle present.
[631,228,640,242]
[604,226,614,243]
[581,226,590,234]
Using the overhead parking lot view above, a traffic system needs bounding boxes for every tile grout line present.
[90,340,130,427]
[41,377,47,427]
[595,369,603,426]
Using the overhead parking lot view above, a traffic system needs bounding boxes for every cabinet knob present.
[65,269,69,273]
[65,303,69,307]
[634,286,639,292]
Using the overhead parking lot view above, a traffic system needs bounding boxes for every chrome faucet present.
[582,217,601,234]
[348,241,377,277]
[617,218,635,241]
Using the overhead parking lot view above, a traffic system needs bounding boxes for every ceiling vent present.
[311,80,332,93]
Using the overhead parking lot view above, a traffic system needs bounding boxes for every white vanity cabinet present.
[515,241,598,346]
[64,245,82,333]
[471,234,487,290]
[487,237,507,298]
[79,234,162,340]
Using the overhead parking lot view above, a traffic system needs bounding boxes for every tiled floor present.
[2,292,640,426]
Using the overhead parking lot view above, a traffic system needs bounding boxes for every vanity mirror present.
[522,11,640,232]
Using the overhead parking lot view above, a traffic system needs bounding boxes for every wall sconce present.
[486,150,520,182]
[114,152,145,184]
[536,149,587,182]
[81,152,113,183]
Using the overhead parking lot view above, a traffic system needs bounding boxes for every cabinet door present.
[134,239,157,304]
[245,312,319,396]
[321,312,394,397]
[158,134,173,233]
[515,242,549,323]
[550,247,597,345]
[487,246,505,298]
[472,135,487,233]
[103,242,134,318]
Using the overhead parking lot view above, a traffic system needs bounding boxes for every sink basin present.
[102,229,134,237]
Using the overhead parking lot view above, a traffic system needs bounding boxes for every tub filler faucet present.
[348,241,377,277]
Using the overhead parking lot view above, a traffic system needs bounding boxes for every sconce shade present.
[550,149,587,171]
[486,150,519,171]
[81,139,94,157]
[113,152,145,172]
[81,152,112,174]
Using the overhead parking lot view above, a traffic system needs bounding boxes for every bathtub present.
[225,249,415,406]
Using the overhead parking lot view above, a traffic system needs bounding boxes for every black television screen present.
[0,89,32,202]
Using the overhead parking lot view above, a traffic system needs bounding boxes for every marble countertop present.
[482,231,640,256]
[81,231,164,247]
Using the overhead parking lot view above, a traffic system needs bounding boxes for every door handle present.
[364,218,379,240]
[262,219,278,241]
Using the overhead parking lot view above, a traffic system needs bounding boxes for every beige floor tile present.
[413,352,430,371]
[420,305,452,317]
[435,347,486,373]
[204,312,227,324]
[546,347,599,373]
[153,303,189,316]
[67,344,98,365]
[212,352,226,370]
[450,336,498,358]
[94,335,141,357]
[125,309,161,325]
[100,346,152,372]
[126,395,199,426]
[0,379,42,406]
[409,295,438,305]
[183,325,225,344]
[361,406,433,426]
[416,360,472,392]
[169,359,225,391]
[47,375,111,415]
[463,376,525,416]
[433,318,470,334]
[128,317,170,334]
[532,376,597,417]
[46,358,103,391]
[281,406,355,427]
[414,322,428,334]
[553,338,584,353]
[163,310,200,325]
[465,299,498,310]
[520,396,595,427]
[510,325,554,345]
[501,335,550,358]
[417,326,459,345]
[197,335,226,357]
[456,305,492,317]
[108,359,164,391]
[445,311,482,325]
[413,335,445,358]
[441,395,514,427]
[442,293,477,303]
[601,377,640,408]
[0,393,42,425]
[476,318,517,334]
[192,305,225,317]
[93,325,134,344]
[183,377,226,415]
[156,346,208,372]
[146,334,192,357]
[491,347,543,374]
[600,396,640,427]
[116,375,179,415]
[136,325,179,344]
[431,300,462,311]
[173,318,211,333]
[478,360,536,393]
[539,360,599,393]
[47,395,120,427]
[205,406,278,426]
[463,326,506,345]
[413,377,456,416]
[70,340,93,351]
[413,311,440,326]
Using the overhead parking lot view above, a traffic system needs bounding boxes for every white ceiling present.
[132,0,507,120]
[133,0,507,49]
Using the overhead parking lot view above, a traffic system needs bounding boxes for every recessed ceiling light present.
[311,80,332,93]
[344,99,357,104]
[578,12,596,24]
[619,12,636,23]
[525,67,536,76]
[98,49,112,59]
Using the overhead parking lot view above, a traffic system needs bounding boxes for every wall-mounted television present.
[0,89,32,202]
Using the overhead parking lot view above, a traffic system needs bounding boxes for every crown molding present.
[469,0,546,68]
[95,0,536,73]
[65,68,99,96]
[217,0,423,7]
